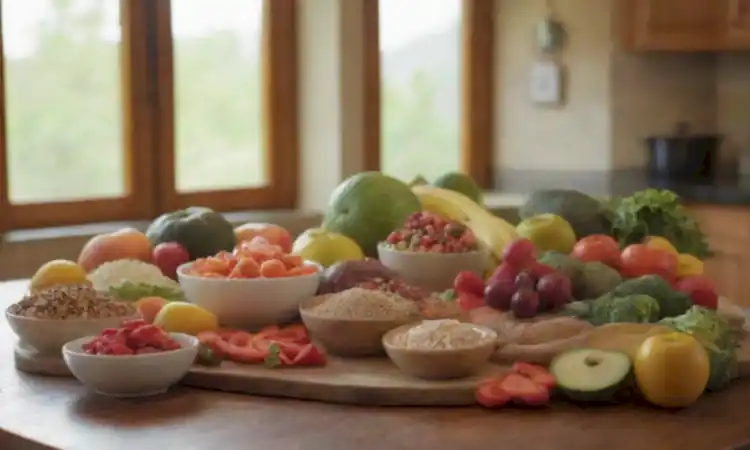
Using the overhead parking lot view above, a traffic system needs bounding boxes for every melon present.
[322,172,421,257]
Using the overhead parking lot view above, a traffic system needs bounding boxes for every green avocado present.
[549,348,632,403]
[146,207,236,260]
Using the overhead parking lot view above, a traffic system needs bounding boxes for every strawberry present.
[454,271,485,297]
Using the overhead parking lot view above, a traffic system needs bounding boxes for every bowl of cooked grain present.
[382,319,497,380]
[5,284,139,355]
[299,287,421,357]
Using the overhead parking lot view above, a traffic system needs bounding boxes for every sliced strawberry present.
[499,373,550,406]
[290,344,326,366]
[228,331,253,346]
[254,325,281,341]
[475,378,511,408]
[512,362,556,389]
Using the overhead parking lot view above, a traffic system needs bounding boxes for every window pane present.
[379,0,461,182]
[172,0,265,193]
[4,0,124,204]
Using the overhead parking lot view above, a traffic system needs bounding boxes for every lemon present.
[30,259,89,291]
[676,253,704,278]
[153,302,218,336]
[643,236,678,256]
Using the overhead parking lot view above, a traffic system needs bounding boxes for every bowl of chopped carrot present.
[177,237,322,330]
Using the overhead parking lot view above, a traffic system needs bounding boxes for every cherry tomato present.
[571,235,621,269]
[620,244,677,281]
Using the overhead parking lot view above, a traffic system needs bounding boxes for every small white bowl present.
[377,244,487,293]
[177,261,321,329]
[5,308,138,355]
[63,333,199,397]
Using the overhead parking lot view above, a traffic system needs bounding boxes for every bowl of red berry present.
[62,319,199,397]
[378,212,487,293]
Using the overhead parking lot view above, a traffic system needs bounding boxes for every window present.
[0,0,297,230]
[364,0,495,187]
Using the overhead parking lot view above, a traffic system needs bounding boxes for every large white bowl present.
[63,333,199,397]
[176,261,321,329]
[5,307,138,355]
[377,244,487,293]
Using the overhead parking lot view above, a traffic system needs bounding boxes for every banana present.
[412,185,519,261]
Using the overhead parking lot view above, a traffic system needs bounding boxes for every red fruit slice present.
[511,362,556,389]
[499,373,550,406]
[475,377,511,408]
[268,324,309,344]
[291,344,326,366]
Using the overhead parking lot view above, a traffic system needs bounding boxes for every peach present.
[135,296,169,324]
[234,223,292,253]
[78,227,152,272]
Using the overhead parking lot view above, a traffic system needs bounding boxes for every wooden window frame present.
[363,0,495,188]
[0,0,298,231]
[151,0,298,213]
[0,0,157,230]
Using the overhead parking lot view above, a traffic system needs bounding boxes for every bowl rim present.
[176,260,323,282]
[376,243,487,258]
[63,332,199,359]
[5,306,140,324]
[298,294,422,324]
[381,321,498,355]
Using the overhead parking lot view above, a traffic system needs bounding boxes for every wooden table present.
[1,280,748,450]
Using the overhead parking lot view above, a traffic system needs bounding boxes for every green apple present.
[516,213,577,254]
[292,228,365,268]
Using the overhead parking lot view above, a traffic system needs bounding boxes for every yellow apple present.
[292,228,364,268]
[634,332,709,408]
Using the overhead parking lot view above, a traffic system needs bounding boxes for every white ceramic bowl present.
[177,261,321,330]
[63,333,199,397]
[5,307,138,355]
[377,244,487,293]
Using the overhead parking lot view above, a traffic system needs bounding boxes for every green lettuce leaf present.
[108,281,185,303]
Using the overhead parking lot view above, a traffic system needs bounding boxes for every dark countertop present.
[490,169,750,206]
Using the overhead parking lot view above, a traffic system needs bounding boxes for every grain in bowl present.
[6,284,139,355]
[308,287,420,321]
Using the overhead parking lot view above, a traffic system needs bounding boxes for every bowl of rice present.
[382,319,497,380]
[299,287,421,357]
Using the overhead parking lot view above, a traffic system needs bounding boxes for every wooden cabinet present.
[689,205,750,307]
[619,0,750,51]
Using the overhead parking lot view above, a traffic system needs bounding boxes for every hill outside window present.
[0,0,298,231]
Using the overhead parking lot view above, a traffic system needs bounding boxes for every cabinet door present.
[727,0,750,48]
[628,0,728,50]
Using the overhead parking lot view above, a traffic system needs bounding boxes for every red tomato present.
[475,377,511,408]
[454,271,486,297]
[620,244,677,281]
[571,235,621,269]
[675,275,718,310]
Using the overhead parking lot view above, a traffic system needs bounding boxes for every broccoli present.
[589,294,660,325]
[612,275,691,319]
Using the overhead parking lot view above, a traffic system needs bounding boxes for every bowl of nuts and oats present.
[5,284,139,355]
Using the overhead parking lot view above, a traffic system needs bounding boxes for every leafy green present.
[611,189,709,258]
[589,294,660,325]
[108,281,185,303]
[438,289,457,302]
[612,275,692,319]
[264,343,282,368]
[659,306,739,391]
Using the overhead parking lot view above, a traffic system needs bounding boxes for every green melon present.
[323,172,421,257]
[432,172,482,204]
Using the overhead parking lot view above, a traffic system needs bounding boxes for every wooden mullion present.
[461,0,495,188]
[154,0,298,214]
[0,2,9,232]
[362,0,381,171]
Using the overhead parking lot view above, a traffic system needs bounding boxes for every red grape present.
[484,279,516,311]
[514,272,536,290]
[536,272,572,312]
[510,289,540,319]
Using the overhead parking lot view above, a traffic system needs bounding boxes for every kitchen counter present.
[487,169,750,206]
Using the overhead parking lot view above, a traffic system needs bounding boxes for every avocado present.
[549,348,632,403]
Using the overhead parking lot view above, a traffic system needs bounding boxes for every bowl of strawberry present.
[62,319,199,397]
[377,212,487,292]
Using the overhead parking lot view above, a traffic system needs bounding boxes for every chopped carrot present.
[288,265,320,276]
[230,257,261,278]
[260,259,288,278]
[281,254,303,270]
